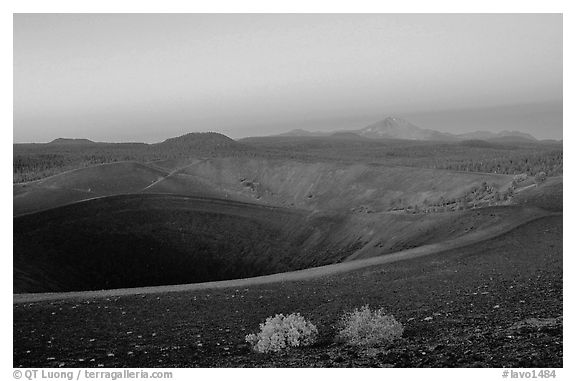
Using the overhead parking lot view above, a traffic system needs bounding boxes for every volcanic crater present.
[13,154,532,293]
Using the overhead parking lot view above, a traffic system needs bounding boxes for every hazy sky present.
[14,13,562,142]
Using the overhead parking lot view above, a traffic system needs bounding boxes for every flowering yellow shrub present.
[245,313,318,353]
[338,305,403,346]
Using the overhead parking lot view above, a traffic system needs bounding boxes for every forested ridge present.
[14,136,562,183]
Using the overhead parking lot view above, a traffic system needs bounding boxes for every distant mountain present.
[458,130,537,142]
[274,116,455,141]
[274,116,539,142]
[354,117,455,141]
[48,138,95,145]
[156,132,242,151]
[278,129,328,137]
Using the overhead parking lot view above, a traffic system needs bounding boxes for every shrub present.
[337,305,403,347]
[245,313,318,353]
[535,171,547,184]
[513,173,528,186]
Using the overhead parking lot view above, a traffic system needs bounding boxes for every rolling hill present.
[13,156,514,217]
[48,138,96,145]
[154,132,241,151]
[13,162,169,216]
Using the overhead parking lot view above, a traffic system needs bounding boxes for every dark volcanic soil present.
[13,216,562,368]
[13,194,356,293]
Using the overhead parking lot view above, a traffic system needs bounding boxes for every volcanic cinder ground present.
[13,134,563,367]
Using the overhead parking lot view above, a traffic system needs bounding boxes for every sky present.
[13,13,563,142]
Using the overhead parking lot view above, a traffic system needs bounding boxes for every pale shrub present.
[337,305,403,347]
[535,171,547,184]
[245,313,318,353]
